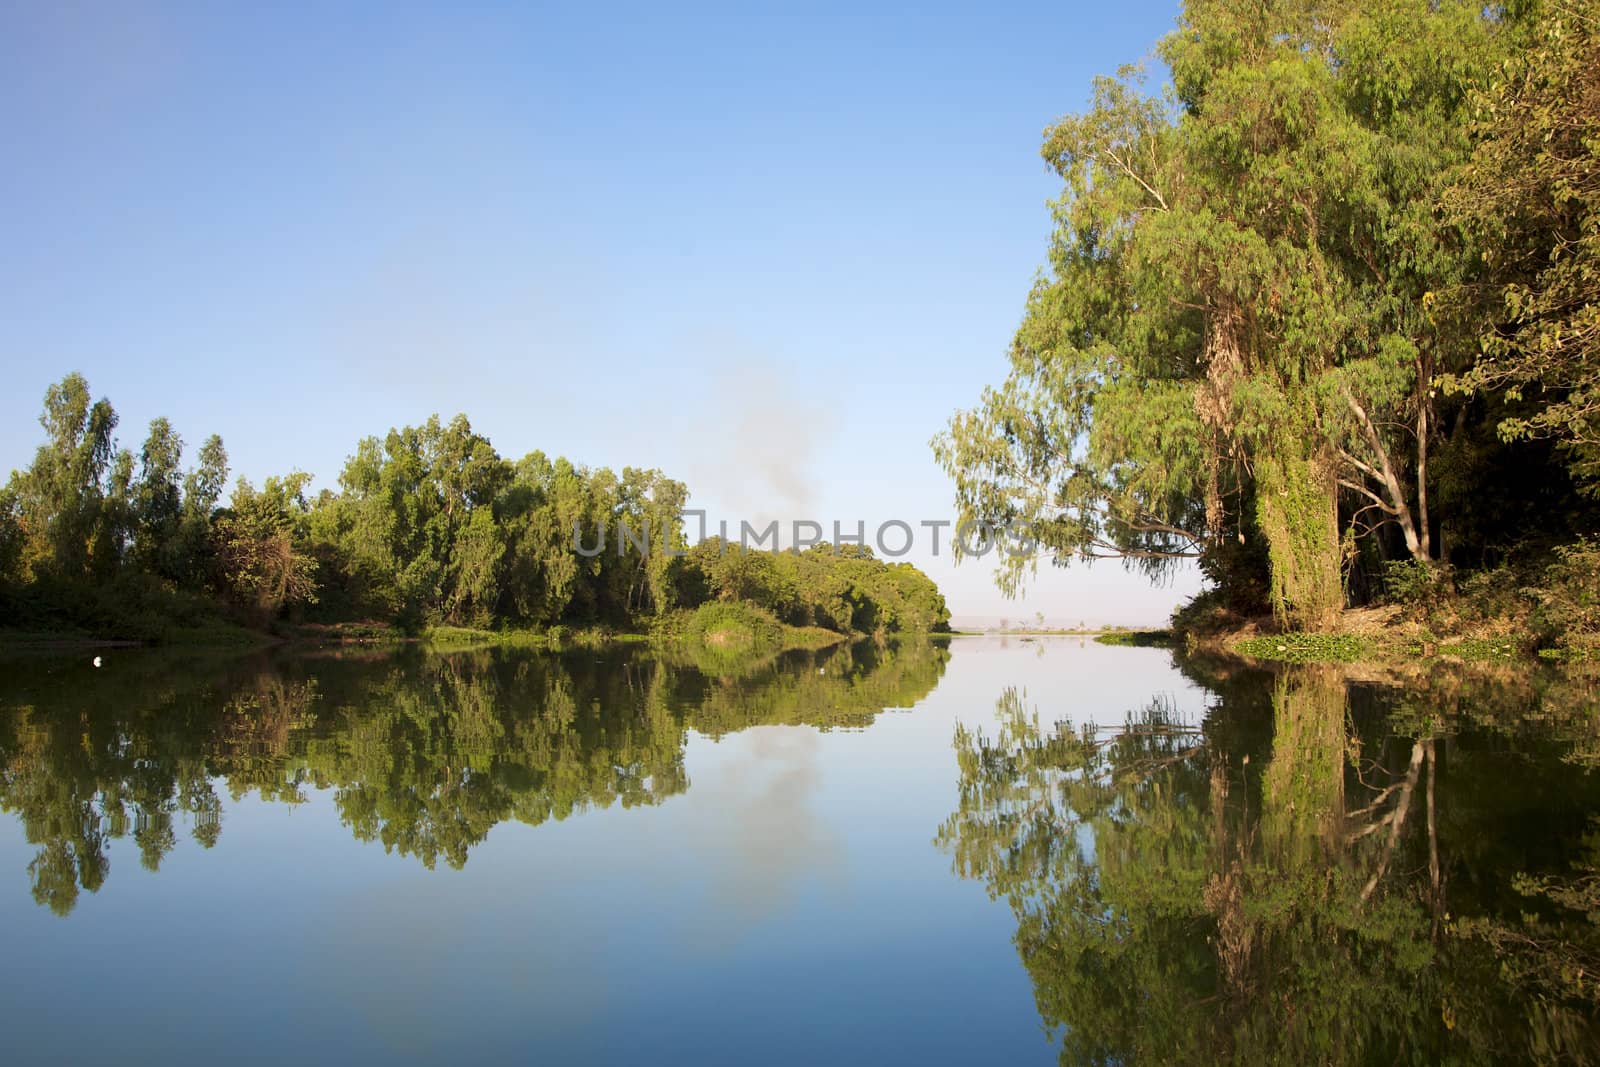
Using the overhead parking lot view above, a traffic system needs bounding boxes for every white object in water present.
[92,656,102,668]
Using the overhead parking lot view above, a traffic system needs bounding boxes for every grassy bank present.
[1158,542,1600,668]
[1171,611,1562,669]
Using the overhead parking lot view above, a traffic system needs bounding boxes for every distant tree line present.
[936,0,1600,630]
[0,373,949,639]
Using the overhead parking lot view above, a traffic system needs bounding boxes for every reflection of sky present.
[0,639,1207,1065]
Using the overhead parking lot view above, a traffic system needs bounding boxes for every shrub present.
[1170,588,1240,638]
[1381,559,1456,615]
[683,601,782,650]
[1528,539,1600,657]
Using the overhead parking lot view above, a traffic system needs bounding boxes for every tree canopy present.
[1,375,949,642]
[936,0,1600,629]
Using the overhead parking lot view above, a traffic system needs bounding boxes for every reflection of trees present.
[666,639,951,737]
[941,666,1600,1064]
[0,638,946,913]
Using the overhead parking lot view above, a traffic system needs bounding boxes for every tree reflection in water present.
[0,639,947,915]
[939,662,1600,1064]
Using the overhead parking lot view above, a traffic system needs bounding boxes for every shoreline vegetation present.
[933,0,1600,670]
[1171,540,1600,666]
[0,376,950,656]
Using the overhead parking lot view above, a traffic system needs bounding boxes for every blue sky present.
[0,1,1200,624]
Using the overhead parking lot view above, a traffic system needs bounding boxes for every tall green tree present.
[323,415,511,626]
[133,417,185,578]
[936,0,1505,628]
[178,434,229,586]
[12,373,120,579]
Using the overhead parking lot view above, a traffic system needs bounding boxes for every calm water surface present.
[2,637,1597,1064]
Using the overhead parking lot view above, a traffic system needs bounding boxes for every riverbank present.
[1162,543,1600,668]
[1173,602,1592,670]
[0,601,914,658]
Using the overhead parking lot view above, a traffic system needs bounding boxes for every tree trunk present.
[1256,451,1343,630]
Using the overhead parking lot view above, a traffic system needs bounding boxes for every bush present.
[0,571,234,644]
[1528,539,1600,657]
[1381,559,1456,613]
[1171,588,1244,639]
[683,601,783,649]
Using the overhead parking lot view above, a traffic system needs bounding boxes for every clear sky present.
[0,0,1201,625]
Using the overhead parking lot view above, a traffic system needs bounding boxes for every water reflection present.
[939,658,1600,1064]
[0,639,947,915]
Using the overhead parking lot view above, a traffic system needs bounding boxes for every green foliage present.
[1528,537,1600,657]
[0,483,22,586]
[1,570,242,644]
[1444,0,1600,485]
[664,540,950,638]
[1381,558,1457,613]
[0,374,240,638]
[937,0,1600,631]
[1435,637,1522,662]
[681,601,785,651]
[319,414,515,627]
[213,474,320,623]
[3,375,949,644]
[131,417,185,578]
[1255,454,1342,629]
[10,372,121,580]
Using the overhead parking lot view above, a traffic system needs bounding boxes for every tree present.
[496,450,584,625]
[178,434,228,586]
[0,484,22,587]
[11,373,120,579]
[321,414,511,627]
[0,385,949,639]
[133,417,185,578]
[1445,0,1600,486]
[936,1,1504,629]
[215,474,319,621]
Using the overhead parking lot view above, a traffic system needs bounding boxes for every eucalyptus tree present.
[10,372,120,579]
[0,485,21,586]
[325,414,512,626]
[495,450,586,625]
[132,417,185,578]
[936,0,1504,628]
[178,434,229,585]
